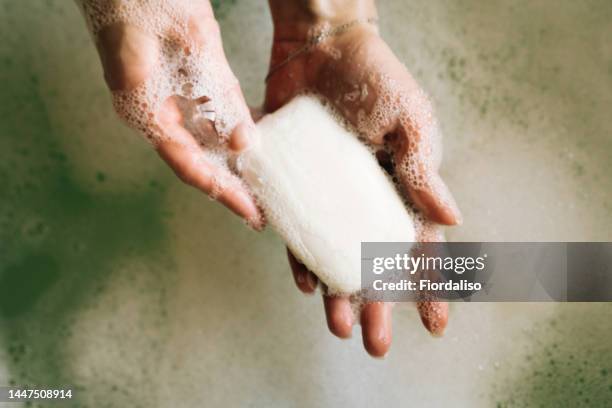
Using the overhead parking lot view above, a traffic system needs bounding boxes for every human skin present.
[86,0,264,228]
[266,0,461,357]
[83,0,460,358]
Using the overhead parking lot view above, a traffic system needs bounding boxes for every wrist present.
[269,0,378,42]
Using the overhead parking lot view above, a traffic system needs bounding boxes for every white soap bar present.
[241,96,415,294]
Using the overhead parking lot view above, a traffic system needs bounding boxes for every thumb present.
[391,123,462,226]
[216,82,261,154]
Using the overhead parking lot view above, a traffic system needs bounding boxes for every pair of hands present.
[91,0,460,357]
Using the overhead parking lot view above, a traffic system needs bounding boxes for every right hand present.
[265,10,461,356]
[90,1,263,228]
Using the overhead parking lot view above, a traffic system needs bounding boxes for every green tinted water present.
[0,1,611,407]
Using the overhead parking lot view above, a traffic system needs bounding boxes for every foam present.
[350,72,452,215]
[76,2,434,290]
[76,0,249,151]
[75,0,260,206]
[241,95,416,294]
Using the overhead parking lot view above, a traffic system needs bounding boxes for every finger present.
[188,11,260,154]
[287,248,318,294]
[173,11,259,155]
[156,138,263,229]
[323,292,353,339]
[228,121,250,152]
[222,82,260,152]
[360,302,392,358]
[391,125,462,225]
[416,300,448,337]
[414,218,446,243]
[413,224,449,336]
[155,95,263,228]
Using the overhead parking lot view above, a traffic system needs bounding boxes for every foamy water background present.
[0,1,611,406]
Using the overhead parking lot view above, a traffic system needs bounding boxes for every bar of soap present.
[241,96,415,294]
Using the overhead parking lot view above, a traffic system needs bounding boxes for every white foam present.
[76,0,249,147]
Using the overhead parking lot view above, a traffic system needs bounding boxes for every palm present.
[265,27,458,356]
[94,15,262,227]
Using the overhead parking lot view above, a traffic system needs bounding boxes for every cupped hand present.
[89,1,263,228]
[265,23,461,357]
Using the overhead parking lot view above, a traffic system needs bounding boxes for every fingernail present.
[425,319,446,337]
[305,271,318,292]
[449,197,463,225]
[234,189,262,229]
[325,297,354,339]
[418,301,448,336]
[362,303,392,357]
[335,301,354,337]
[296,271,306,284]
[441,182,463,225]
[430,329,445,338]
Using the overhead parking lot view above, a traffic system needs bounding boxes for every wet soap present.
[241,96,415,294]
